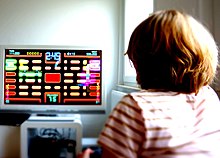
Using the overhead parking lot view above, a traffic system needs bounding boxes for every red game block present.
[45,73,61,83]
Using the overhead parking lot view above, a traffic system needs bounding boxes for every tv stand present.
[0,112,30,126]
[20,114,82,158]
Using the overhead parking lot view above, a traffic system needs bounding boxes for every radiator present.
[110,90,127,110]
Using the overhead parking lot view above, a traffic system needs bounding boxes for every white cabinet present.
[20,114,82,158]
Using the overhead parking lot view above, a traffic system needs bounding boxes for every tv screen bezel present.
[0,45,106,114]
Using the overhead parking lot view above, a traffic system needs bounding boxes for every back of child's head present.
[126,9,218,94]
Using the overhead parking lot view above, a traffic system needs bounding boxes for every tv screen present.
[0,45,104,114]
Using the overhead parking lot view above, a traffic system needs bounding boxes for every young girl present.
[79,9,220,158]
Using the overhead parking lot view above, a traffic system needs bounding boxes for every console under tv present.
[0,45,105,116]
[20,113,83,158]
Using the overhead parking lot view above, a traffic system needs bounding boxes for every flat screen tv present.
[0,45,105,114]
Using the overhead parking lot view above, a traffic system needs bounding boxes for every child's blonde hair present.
[126,10,218,94]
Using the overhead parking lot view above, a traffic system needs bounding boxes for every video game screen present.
[4,49,102,106]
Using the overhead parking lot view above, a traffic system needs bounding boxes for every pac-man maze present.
[4,49,102,105]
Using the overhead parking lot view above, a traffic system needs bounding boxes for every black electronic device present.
[0,111,30,126]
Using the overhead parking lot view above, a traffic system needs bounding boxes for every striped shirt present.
[98,86,220,158]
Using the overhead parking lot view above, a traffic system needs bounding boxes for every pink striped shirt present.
[98,86,220,157]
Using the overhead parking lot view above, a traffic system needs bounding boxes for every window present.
[120,0,153,88]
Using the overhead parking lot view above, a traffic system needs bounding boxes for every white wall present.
[0,0,122,157]
[214,0,220,45]
[213,0,220,94]
[154,0,213,33]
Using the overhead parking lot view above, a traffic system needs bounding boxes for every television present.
[0,45,105,115]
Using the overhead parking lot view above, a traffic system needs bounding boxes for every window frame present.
[117,0,154,89]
